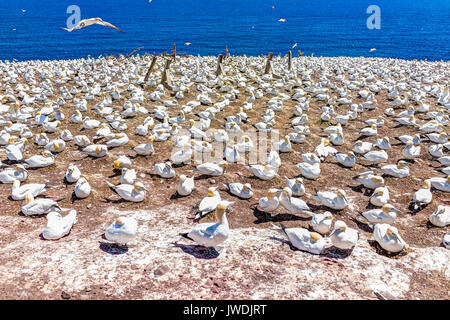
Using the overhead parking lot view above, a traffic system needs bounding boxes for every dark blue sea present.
[0,0,449,62]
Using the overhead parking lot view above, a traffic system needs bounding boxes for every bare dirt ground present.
[0,55,448,299]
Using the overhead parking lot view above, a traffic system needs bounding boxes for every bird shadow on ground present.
[99,241,129,255]
[17,210,46,218]
[322,247,353,259]
[170,192,185,200]
[367,240,409,258]
[108,170,121,178]
[269,236,300,251]
[252,207,309,224]
[102,197,128,204]
[347,184,372,196]
[365,202,379,210]
[171,243,220,259]
[306,203,343,215]
[193,174,214,181]
[350,217,373,233]
[425,221,439,229]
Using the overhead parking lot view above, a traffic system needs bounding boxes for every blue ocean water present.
[0,0,449,62]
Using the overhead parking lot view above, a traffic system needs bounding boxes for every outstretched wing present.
[98,20,123,32]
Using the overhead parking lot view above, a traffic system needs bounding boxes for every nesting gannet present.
[106,181,147,202]
[61,17,123,32]
[273,223,330,255]
[223,182,253,199]
[154,161,175,178]
[21,192,60,216]
[74,177,91,199]
[373,224,406,253]
[257,188,280,214]
[42,210,77,240]
[361,204,400,226]
[194,161,228,176]
[381,160,409,178]
[333,152,356,168]
[370,186,390,207]
[105,217,138,245]
[411,179,432,210]
[352,141,373,154]
[353,171,384,189]
[279,187,314,217]
[0,164,28,183]
[311,211,334,234]
[313,189,348,210]
[134,136,155,156]
[113,155,132,170]
[429,176,450,192]
[429,205,450,227]
[329,220,359,251]
[177,175,195,197]
[82,144,108,158]
[363,150,388,164]
[181,201,231,248]
[195,187,222,219]
[65,163,81,183]
[285,176,305,196]
[246,164,278,180]
[11,179,49,200]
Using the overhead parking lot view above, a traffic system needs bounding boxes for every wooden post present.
[298,50,304,57]
[264,52,274,74]
[225,45,229,59]
[215,54,225,77]
[288,50,292,71]
[144,55,158,82]
[172,43,177,62]
[161,59,173,89]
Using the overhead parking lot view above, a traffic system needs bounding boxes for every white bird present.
[311,211,334,234]
[74,177,91,199]
[106,181,147,202]
[429,175,450,192]
[181,201,231,248]
[0,164,28,184]
[223,182,253,199]
[177,175,195,196]
[361,204,400,226]
[353,171,384,189]
[429,205,450,227]
[61,17,123,32]
[313,189,348,210]
[196,187,222,218]
[105,217,138,245]
[42,210,78,240]
[412,179,432,210]
[279,187,314,217]
[402,141,421,159]
[11,179,49,200]
[194,161,228,176]
[333,152,356,168]
[353,141,373,154]
[296,161,321,180]
[329,220,359,251]
[21,192,60,216]
[24,150,55,168]
[257,188,280,215]
[82,144,108,158]
[370,186,390,207]
[134,136,155,156]
[381,160,409,178]
[273,223,330,255]
[246,164,278,180]
[373,224,406,253]
[65,163,81,183]
[363,150,388,164]
[285,176,305,196]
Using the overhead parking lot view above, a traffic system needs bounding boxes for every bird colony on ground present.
[0,52,449,257]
